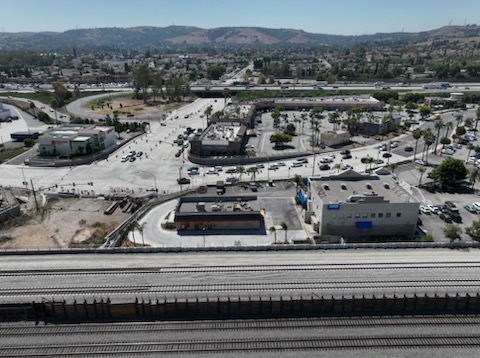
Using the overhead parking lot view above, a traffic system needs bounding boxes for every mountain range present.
[0,25,479,52]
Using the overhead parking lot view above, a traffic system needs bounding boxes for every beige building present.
[305,170,419,241]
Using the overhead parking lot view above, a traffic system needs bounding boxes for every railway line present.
[2,261,480,303]
[2,316,480,357]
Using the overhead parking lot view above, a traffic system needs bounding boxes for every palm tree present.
[365,156,375,172]
[269,226,277,244]
[387,162,398,174]
[280,221,288,243]
[444,121,453,138]
[475,107,480,130]
[412,128,423,161]
[236,165,245,181]
[422,129,435,162]
[434,119,444,155]
[466,143,475,162]
[469,168,480,190]
[203,105,212,127]
[247,166,258,182]
[332,163,342,173]
[417,166,427,187]
[455,114,463,128]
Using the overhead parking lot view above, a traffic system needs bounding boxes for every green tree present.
[469,168,480,189]
[269,133,293,148]
[247,166,258,182]
[433,119,444,155]
[422,129,435,163]
[443,223,462,243]
[419,105,432,118]
[466,220,480,241]
[269,226,277,244]
[132,64,152,103]
[271,107,283,127]
[280,221,288,243]
[236,165,245,181]
[427,158,468,187]
[412,128,423,161]
[206,65,226,80]
[417,166,427,186]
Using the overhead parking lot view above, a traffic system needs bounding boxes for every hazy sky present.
[2,0,479,35]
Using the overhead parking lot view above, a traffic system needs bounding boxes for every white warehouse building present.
[305,170,420,241]
[38,124,117,157]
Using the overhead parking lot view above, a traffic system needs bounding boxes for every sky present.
[2,0,479,36]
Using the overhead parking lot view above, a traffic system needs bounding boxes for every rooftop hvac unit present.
[383,182,390,189]
[366,182,372,189]
[341,183,347,190]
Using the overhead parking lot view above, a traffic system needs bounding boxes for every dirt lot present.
[0,196,129,249]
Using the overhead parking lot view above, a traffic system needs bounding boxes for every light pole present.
[179,166,183,192]
[202,226,206,247]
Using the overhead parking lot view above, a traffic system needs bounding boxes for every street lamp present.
[203,226,206,247]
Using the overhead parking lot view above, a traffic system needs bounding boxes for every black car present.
[382,152,392,158]
[342,154,352,159]
[444,201,459,213]
[404,146,414,152]
[225,168,237,174]
[449,212,463,223]
[439,212,452,223]
[319,164,330,171]
[340,150,350,155]
[177,177,191,185]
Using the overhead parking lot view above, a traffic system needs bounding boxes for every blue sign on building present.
[327,204,341,210]
[356,221,373,229]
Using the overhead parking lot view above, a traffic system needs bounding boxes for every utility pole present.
[30,179,39,211]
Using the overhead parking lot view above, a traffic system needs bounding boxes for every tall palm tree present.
[455,114,463,128]
[412,128,423,161]
[332,163,342,173]
[280,221,288,243]
[387,162,398,174]
[236,165,245,181]
[466,142,475,161]
[247,166,258,182]
[269,226,277,244]
[417,166,427,187]
[469,168,480,190]
[423,129,435,163]
[434,119,444,155]
[444,121,453,138]
[365,156,375,172]
[475,107,480,130]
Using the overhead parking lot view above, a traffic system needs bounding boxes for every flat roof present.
[310,170,414,204]
[72,136,91,142]
[177,195,260,214]
[202,123,242,145]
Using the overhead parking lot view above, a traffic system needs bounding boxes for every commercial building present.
[174,195,264,231]
[304,170,419,241]
[189,123,246,157]
[38,124,117,157]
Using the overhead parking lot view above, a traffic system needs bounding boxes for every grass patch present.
[0,147,29,164]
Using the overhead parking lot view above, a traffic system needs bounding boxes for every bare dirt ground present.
[84,95,182,117]
[0,196,128,250]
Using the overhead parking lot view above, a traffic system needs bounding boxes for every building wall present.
[319,199,419,239]
[176,219,262,231]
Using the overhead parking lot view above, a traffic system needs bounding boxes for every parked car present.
[226,176,239,184]
[255,163,265,169]
[427,204,440,215]
[249,182,258,191]
[226,168,237,174]
[290,161,303,168]
[439,212,452,223]
[177,177,191,185]
[444,201,459,213]
[319,164,330,171]
[464,204,478,213]
[340,150,350,155]
[404,146,414,152]
[342,154,352,159]
[473,202,480,212]
[415,160,428,166]
[419,205,431,215]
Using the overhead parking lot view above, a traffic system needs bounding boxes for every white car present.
[441,148,455,155]
[320,156,333,163]
[473,202,480,212]
[276,162,286,167]
[427,204,439,214]
[290,162,303,168]
[419,205,431,215]
[206,167,217,174]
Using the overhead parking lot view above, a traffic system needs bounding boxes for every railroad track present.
[2,315,480,335]
[2,279,480,298]
[2,261,480,276]
[3,334,480,356]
